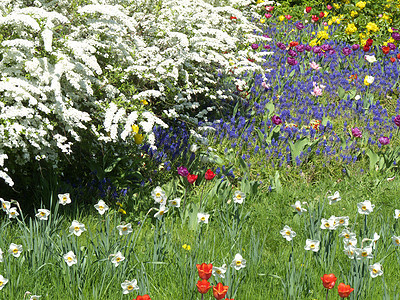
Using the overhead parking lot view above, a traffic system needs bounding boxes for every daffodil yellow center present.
[362,206,367,210]
[127,285,133,291]
[296,207,301,211]
[122,227,127,231]
[172,201,177,205]
[10,211,15,215]
[310,244,315,249]
[372,269,377,274]
[286,231,291,235]
[339,219,344,224]
[63,196,67,202]
[237,195,241,199]
[236,260,241,266]
[13,248,18,254]
[0,281,3,286]
[201,217,205,221]
[116,257,121,262]
[40,212,45,216]
[362,251,367,257]
[68,257,72,261]
[156,193,161,197]
[74,226,80,231]
[396,239,400,245]
[345,234,349,238]
[325,223,330,227]
[216,270,221,274]
[99,206,104,210]
[2,204,6,209]
[159,211,164,215]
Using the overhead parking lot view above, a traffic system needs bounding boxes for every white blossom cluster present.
[0,0,270,186]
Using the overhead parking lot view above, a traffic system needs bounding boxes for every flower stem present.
[325,289,328,300]
[182,185,188,211]
[199,182,206,210]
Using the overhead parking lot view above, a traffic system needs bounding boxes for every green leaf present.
[338,86,345,99]
[265,102,275,119]
[366,149,379,172]
[289,69,296,78]
[104,157,123,173]
[255,128,265,144]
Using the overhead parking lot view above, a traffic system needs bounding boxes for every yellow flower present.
[118,208,126,214]
[332,16,338,22]
[345,23,357,35]
[364,75,374,86]
[141,99,148,105]
[134,134,144,145]
[388,28,393,33]
[279,15,285,22]
[131,124,139,134]
[116,202,123,207]
[351,11,358,17]
[324,11,329,17]
[312,31,316,35]
[336,19,341,24]
[382,14,390,21]
[309,39,318,47]
[317,31,329,40]
[333,3,340,8]
[260,19,265,24]
[324,26,329,31]
[366,22,379,32]
[256,0,263,3]
[328,20,333,25]
[356,1,366,9]
[182,244,191,250]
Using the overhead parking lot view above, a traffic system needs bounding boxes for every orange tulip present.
[338,282,354,298]
[133,295,151,300]
[196,279,211,294]
[321,273,337,289]
[196,263,213,280]
[213,283,229,300]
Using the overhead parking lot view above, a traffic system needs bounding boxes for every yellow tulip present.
[134,133,144,145]
[131,124,139,134]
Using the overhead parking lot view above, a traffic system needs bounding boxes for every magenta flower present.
[379,137,390,145]
[177,166,189,177]
[351,128,362,138]
[342,47,352,56]
[295,45,305,52]
[271,115,282,125]
[392,32,400,41]
[295,22,304,30]
[287,57,298,65]
[394,115,400,127]
[251,44,259,50]
[352,44,360,51]
[265,13,272,18]
[288,49,297,57]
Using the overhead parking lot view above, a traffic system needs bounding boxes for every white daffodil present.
[364,75,375,85]
[151,186,166,204]
[357,200,375,215]
[392,235,400,246]
[320,216,338,230]
[7,207,19,219]
[327,191,341,204]
[343,245,356,259]
[339,229,356,240]
[69,220,86,237]
[117,223,133,236]
[111,251,125,267]
[291,201,307,215]
[336,216,349,227]
[365,55,377,63]
[212,264,227,278]
[369,263,383,278]
[394,209,400,219]
[0,248,3,262]
[233,191,245,204]
[343,237,357,248]
[9,243,23,258]
[0,275,8,290]
[35,209,50,220]
[168,198,181,208]
[197,213,210,224]
[280,225,296,241]
[63,251,77,266]
[154,205,169,220]
[304,239,320,252]
[0,199,11,212]
[372,232,380,249]
[121,279,139,294]
[355,246,373,260]
[94,200,109,215]
[29,295,41,300]
[58,193,71,205]
[231,253,246,270]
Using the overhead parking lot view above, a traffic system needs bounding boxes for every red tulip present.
[319,12,324,18]
[213,283,229,300]
[289,41,299,47]
[230,16,237,20]
[391,57,396,63]
[133,295,151,300]
[363,45,370,52]
[197,279,211,294]
[311,15,319,22]
[397,53,400,60]
[187,174,198,184]
[382,46,390,55]
[366,38,373,46]
[196,263,213,280]
[305,6,312,13]
[321,273,337,289]
[338,283,354,298]
[205,169,216,180]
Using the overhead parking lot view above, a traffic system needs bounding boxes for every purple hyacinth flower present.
[305,45,312,52]
[296,22,304,30]
[388,43,396,51]
[287,57,298,65]
[379,136,390,145]
[351,127,362,138]
[342,47,352,56]
[177,166,189,177]
[295,44,305,52]
[392,32,400,41]
[394,115,400,127]
[272,115,282,125]
[352,44,360,50]
[251,43,259,50]
[288,49,297,57]
[313,46,322,54]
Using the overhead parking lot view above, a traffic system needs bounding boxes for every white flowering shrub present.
[0,0,269,189]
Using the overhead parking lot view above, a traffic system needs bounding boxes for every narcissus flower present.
[391,235,400,246]
[233,190,245,204]
[231,253,246,270]
[327,191,341,204]
[117,223,133,235]
[0,275,8,290]
[280,225,296,241]
[9,243,23,258]
[369,263,383,278]
[63,251,77,266]
[205,169,216,180]
[111,251,125,267]
[58,193,71,205]
[357,200,375,214]
[305,239,320,252]
[36,209,50,220]
[321,273,337,289]
[196,279,211,294]
[94,200,109,215]
[394,209,400,219]
[7,207,19,219]
[151,186,166,204]
[291,201,307,215]
[213,283,229,300]
[338,283,354,298]
[212,264,227,278]
[169,198,181,207]
[69,220,86,236]
[121,279,139,294]
[196,263,213,280]
[0,199,10,212]
[197,213,210,224]
[154,206,169,220]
